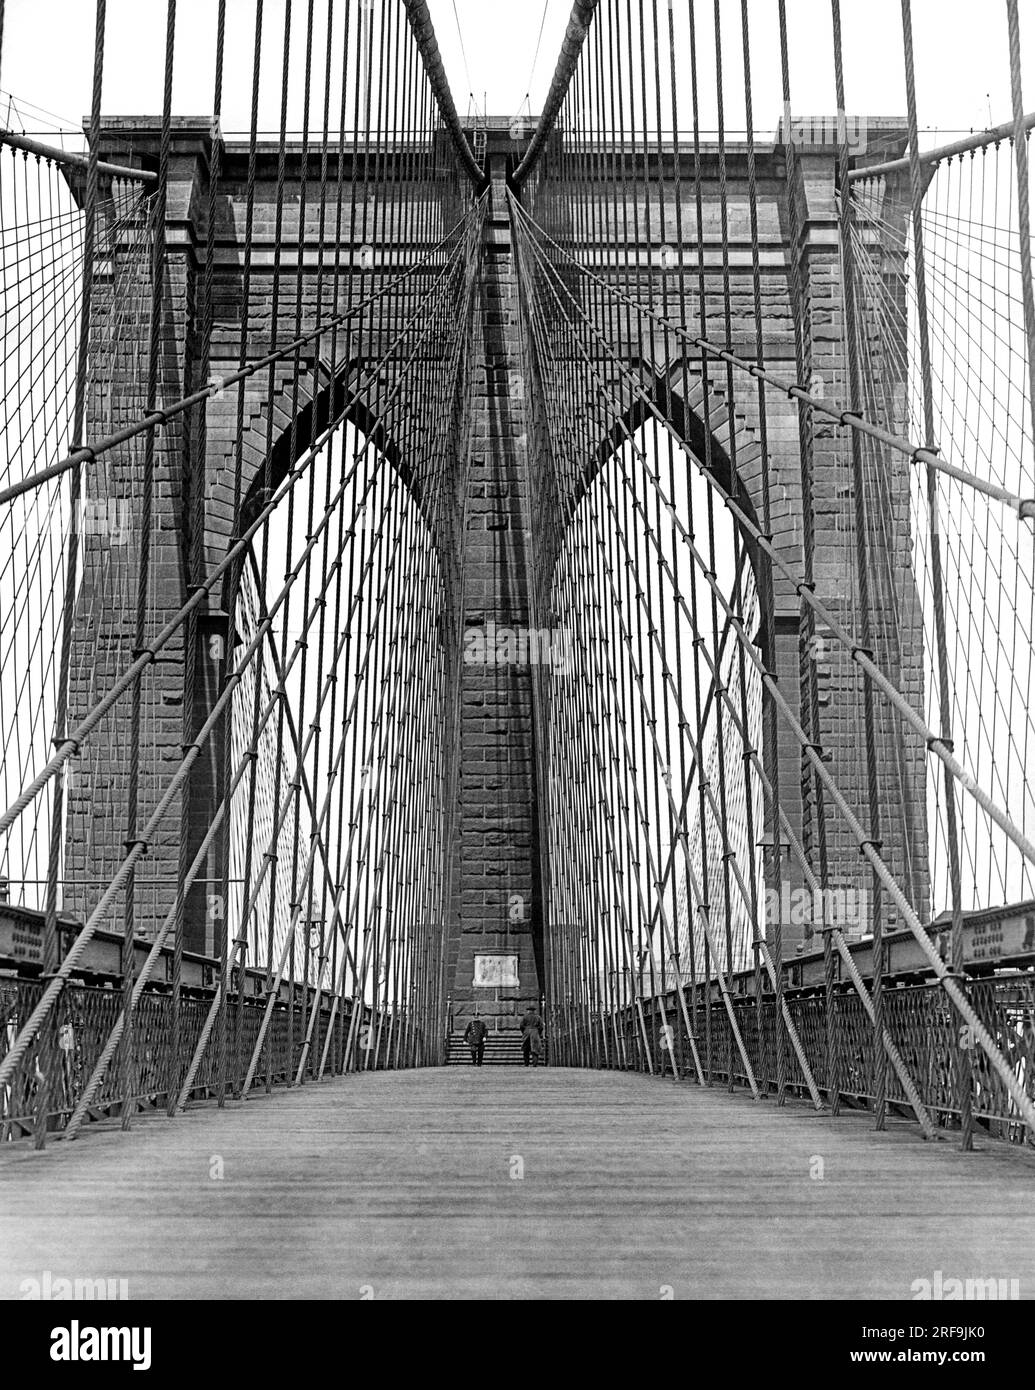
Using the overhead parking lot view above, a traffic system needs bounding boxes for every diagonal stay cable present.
[512,196,1035,878]
[515,200,1035,1134]
[0,208,478,509]
[0,209,484,1090]
[509,195,1035,519]
[0,204,484,844]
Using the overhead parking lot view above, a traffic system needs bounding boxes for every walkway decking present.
[2,1069,1033,1300]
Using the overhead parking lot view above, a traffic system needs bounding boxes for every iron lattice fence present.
[549,973,1035,1147]
[0,978,418,1141]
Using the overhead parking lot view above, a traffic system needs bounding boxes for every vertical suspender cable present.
[778,0,840,1113]
[34,0,108,1150]
[170,0,226,1117]
[831,0,887,1131]
[900,0,971,1149]
[120,0,176,1133]
[1006,0,1035,457]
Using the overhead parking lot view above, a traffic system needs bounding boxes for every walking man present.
[463,1015,488,1066]
[519,1003,544,1067]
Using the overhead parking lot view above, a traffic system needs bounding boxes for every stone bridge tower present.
[62,112,929,1022]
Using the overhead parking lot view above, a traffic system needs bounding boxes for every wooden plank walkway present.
[2,1068,1034,1300]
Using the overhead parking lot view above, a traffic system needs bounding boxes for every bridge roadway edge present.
[2,1069,1032,1301]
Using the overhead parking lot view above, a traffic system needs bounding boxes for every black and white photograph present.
[0,0,1033,1347]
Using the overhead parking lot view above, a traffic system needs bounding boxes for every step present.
[445,1033,549,1066]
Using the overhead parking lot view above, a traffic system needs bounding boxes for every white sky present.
[0,1,1033,143]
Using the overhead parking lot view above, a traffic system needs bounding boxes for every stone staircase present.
[445,1030,546,1066]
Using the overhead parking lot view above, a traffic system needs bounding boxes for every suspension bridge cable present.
[0,199,484,1099]
[515,197,1035,1133]
[512,194,1035,879]
[522,0,552,108]
[507,197,1035,520]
